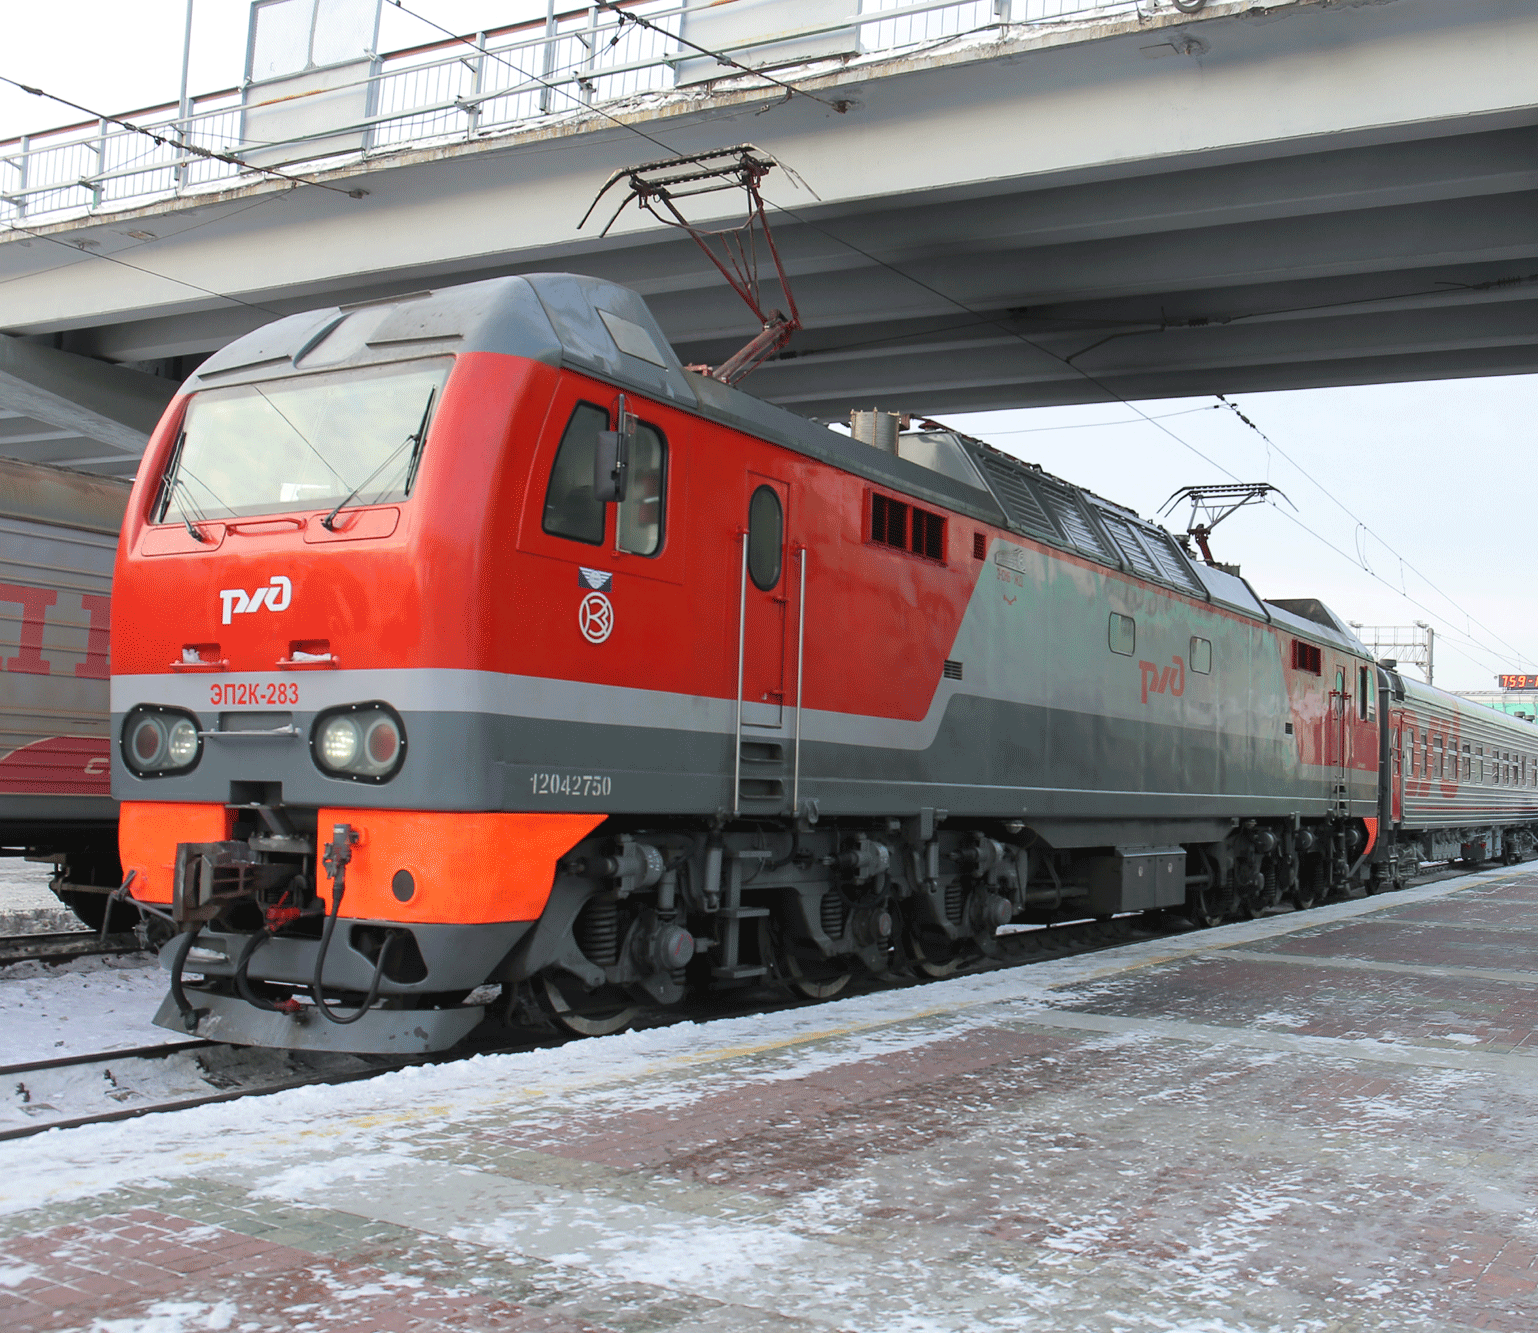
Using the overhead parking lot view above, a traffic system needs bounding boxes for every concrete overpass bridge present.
[1,0,1534,476]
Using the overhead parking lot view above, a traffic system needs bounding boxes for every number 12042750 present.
[530,773,612,797]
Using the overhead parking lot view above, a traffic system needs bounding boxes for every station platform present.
[2,867,1535,1332]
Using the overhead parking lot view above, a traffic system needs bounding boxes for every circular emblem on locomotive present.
[578,592,614,644]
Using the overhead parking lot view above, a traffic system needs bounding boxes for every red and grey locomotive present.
[108,274,1538,1050]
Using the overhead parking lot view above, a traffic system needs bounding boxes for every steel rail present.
[0,1039,215,1080]
[0,930,143,967]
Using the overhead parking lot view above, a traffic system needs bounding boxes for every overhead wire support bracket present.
[1159,482,1293,566]
[580,144,809,386]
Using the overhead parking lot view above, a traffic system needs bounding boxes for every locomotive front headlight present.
[122,706,202,776]
[311,704,406,782]
[166,718,199,766]
[320,716,361,769]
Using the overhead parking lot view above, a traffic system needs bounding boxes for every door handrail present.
[792,546,807,818]
[733,529,748,817]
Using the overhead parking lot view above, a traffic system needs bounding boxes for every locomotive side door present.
[1327,664,1350,813]
[739,475,790,728]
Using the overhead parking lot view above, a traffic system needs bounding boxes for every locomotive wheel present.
[536,975,638,1037]
[1186,896,1225,929]
[906,931,962,979]
[781,949,852,999]
[1186,881,1233,929]
[1290,862,1324,911]
[757,919,852,999]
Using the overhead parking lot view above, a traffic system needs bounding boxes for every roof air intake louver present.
[1097,511,1162,580]
[969,451,1057,541]
[1036,477,1114,562]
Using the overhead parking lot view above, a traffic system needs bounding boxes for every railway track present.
[0,929,145,968]
[0,863,1496,1143]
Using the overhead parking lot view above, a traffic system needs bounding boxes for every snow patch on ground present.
[0,859,82,935]
[0,952,170,1063]
[89,1298,236,1332]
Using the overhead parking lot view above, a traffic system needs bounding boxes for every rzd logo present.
[1139,655,1185,704]
[219,575,292,626]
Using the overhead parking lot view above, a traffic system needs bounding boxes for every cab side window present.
[542,403,609,545]
[617,424,666,557]
[1108,613,1135,656]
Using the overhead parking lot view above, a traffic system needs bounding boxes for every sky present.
[1,3,1533,694]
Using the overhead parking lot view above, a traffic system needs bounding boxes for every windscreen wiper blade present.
[402,386,436,496]
[322,387,437,531]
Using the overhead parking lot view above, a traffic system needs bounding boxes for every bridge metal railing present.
[0,0,1163,227]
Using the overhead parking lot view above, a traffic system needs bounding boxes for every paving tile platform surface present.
[4,867,1538,1332]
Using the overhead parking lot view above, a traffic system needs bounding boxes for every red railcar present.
[0,458,128,925]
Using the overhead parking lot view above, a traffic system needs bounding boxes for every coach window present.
[1108,613,1135,656]
[1407,726,1417,777]
[748,485,783,590]
[542,403,609,545]
[617,423,666,556]
[1190,636,1212,674]
[1433,738,1443,778]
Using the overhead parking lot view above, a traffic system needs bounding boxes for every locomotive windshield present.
[155,358,452,523]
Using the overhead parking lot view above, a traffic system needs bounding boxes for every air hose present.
[310,880,398,1024]
[309,822,399,1025]
[168,924,206,1033]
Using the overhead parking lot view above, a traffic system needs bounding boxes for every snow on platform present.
[3,868,1538,1332]
[0,860,79,936]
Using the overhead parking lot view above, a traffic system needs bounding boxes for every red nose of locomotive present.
[109,303,609,1052]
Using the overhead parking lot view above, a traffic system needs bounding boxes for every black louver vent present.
[1036,477,1115,563]
[971,451,1057,540]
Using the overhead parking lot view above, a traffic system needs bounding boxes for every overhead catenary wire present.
[1212,392,1536,672]
[591,0,849,112]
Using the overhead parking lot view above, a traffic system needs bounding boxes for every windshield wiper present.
[156,436,214,542]
[171,480,209,542]
[402,386,436,496]
[322,387,437,531]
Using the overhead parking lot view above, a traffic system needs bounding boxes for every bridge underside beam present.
[0,0,1534,432]
[0,337,176,476]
